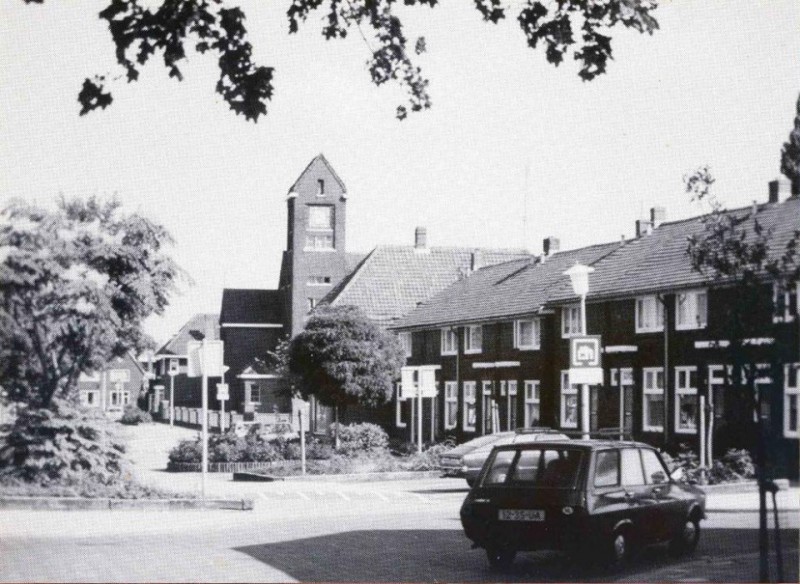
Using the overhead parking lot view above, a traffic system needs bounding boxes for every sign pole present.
[417,381,422,454]
[580,293,590,440]
[169,373,175,427]
[201,338,208,503]
[299,410,306,475]
[220,365,226,434]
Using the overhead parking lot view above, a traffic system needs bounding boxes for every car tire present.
[607,527,630,568]
[669,518,700,556]
[486,547,516,570]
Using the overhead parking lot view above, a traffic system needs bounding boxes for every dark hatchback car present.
[460,439,706,569]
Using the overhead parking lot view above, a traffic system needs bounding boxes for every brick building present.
[391,183,799,477]
[77,352,148,417]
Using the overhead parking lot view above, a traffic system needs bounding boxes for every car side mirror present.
[651,471,667,484]
[670,467,686,483]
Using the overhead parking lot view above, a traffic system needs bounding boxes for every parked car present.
[460,439,706,570]
[439,428,569,486]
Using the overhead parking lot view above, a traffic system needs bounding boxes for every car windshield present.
[482,447,583,489]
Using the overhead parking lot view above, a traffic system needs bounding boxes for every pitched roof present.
[321,245,531,328]
[220,289,284,324]
[546,195,800,304]
[156,313,220,357]
[391,242,621,330]
[288,153,347,194]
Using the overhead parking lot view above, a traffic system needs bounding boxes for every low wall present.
[167,460,297,473]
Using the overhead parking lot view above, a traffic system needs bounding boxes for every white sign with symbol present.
[569,336,603,384]
[216,383,229,401]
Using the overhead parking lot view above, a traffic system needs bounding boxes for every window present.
[463,382,476,431]
[316,179,325,196]
[482,381,494,434]
[524,380,540,427]
[307,276,331,286]
[506,381,518,430]
[676,289,708,330]
[122,391,130,405]
[444,381,458,429]
[621,448,645,486]
[561,304,583,338]
[81,391,97,406]
[641,449,668,484]
[642,367,664,432]
[484,450,516,485]
[395,383,407,428]
[110,391,119,406]
[784,363,799,438]
[441,328,458,355]
[464,325,482,354]
[675,366,698,433]
[397,332,412,359]
[560,371,578,429]
[246,382,261,404]
[306,205,334,250]
[594,450,620,488]
[513,319,541,350]
[610,367,635,432]
[636,295,664,333]
[307,298,316,311]
[773,281,799,323]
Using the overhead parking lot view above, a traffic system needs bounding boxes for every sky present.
[1,1,799,347]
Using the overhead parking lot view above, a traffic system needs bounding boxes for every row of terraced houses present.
[146,155,800,478]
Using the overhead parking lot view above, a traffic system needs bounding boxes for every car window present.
[641,448,668,484]
[537,449,582,488]
[621,448,645,486]
[509,449,541,482]
[484,450,517,484]
[594,450,620,488]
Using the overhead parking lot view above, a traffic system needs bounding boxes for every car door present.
[619,447,648,540]
[639,447,676,542]
[590,448,634,539]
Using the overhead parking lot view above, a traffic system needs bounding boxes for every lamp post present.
[564,263,594,440]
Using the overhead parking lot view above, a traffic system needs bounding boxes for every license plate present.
[498,509,545,522]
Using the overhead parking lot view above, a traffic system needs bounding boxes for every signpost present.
[568,335,602,439]
[168,358,179,427]
[186,339,224,503]
[400,365,439,453]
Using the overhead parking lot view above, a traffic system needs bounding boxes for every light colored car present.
[232,420,297,441]
[439,428,568,485]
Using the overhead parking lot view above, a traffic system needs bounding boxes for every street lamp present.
[564,263,594,439]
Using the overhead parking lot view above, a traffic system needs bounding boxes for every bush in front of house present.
[241,436,282,462]
[0,400,126,486]
[168,437,203,464]
[330,422,389,456]
[663,444,756,485]
[119,405,152,425]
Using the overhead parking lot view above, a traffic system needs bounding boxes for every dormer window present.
[317,179,325,196]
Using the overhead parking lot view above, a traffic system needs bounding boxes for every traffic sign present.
[186,340,224,377]
[569,335,603,384]
[216,383,229,401]
[399,365,439,399]
[168,358,179,376]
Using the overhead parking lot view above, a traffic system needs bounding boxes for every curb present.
[696,478,789,494]
[0,496,254,511]
[234,470,443,483]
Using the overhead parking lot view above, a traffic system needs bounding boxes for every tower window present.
[317,179,325,196]
[306,205,335,250]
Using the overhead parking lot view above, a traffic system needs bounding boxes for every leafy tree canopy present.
[22,0,659,121]
[781,93,800,187]
[0,197,181,409]
[288,304,406,409]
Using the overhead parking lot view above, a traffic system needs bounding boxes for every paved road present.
[1,477,797,583]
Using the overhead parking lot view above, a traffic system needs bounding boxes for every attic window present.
[317,179,325,196]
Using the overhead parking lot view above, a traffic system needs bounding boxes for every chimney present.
[543,236,560,256]
[414,226,429,253]
[470,249,483,272]
[768,178,800,203]
[636,219,653,237]
[650,207,666,228]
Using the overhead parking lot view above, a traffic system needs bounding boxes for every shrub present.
[665,444,756,485]
[119,405,152,426]
[208,433,247,463]
[168,437,202,464]
[330,422,389,456]
[0,400,127,486]
[306,438,333,460]
[241,436,281,462]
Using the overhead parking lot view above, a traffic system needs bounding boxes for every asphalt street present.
[0,477,797,583]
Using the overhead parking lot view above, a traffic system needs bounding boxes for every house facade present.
[77,352,148,417]
[392,184,800,477]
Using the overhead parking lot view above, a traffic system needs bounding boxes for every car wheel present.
[669,518,700,556]
[486,547,516,570]
[607,528,629,568]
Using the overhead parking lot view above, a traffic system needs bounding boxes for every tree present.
[781,93,800,191]
[22,0,659,121]
[288,304,405,446]
[685,167,799,583]
[0,197,181,410]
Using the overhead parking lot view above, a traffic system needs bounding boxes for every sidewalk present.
[704,486,800,513]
